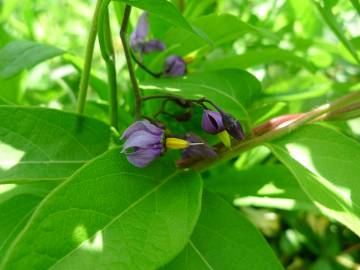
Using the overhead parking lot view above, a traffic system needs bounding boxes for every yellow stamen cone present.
[166,138,190,150]
[218,130,231,148]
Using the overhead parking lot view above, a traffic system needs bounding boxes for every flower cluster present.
[121,119,218,167]
[130,12,187,77]
[121,108,244,168]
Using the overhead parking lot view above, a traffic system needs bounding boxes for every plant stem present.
[98,2,118,128]
[179,90,360,171]
[77,0,103,114]
[120,5,142,119]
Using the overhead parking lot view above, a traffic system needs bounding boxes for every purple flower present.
[121,120,164,167]
[164,55,186,77]
[181,133,217,160]
[201,110,225,134]
[130,12,165,55]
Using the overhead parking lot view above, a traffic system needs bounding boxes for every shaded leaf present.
[1,149,203,270]
[163,191,284,270]
[0,106,110,183]
[0,40,64,79]
[268,124,360,236]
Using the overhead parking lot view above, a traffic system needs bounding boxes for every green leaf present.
[206,165,314,211]
[204,48,316,72]
[314,2,360,64]
[140,69,261,124]
[1,149,203,270]
[0,106,110,184]
[0,183,56,261]
[162,191,284,270]
[268,124,360,236]
[160,13,257,56]
[0,40,64,79]
[116,0,205,40]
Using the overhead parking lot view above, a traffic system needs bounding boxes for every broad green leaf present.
[0,40,64,79]
[1,149,203,270]
[314,2,360,64]
[115,0,205,40]
[204,48,316,72]
[163,191,284,270]
[0,106,110,183]
[0,182,56,261]
[160,14,257,56]
[206,165,314,211]
[140,69,261,124]
[268,124,360,236]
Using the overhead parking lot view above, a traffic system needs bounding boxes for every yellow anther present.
[165,138,190,150]
[218,130,231,148]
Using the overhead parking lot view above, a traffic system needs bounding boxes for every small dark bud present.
[174,111,192,122]
[222,113,245,140]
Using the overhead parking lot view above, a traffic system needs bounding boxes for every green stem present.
[120,5,142,119]
[98,1,118,128]
[180,90,360,171]
[77,0,103,114]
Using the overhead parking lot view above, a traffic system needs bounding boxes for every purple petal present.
[202,110,225,134]
[130,12,149,51]
[121,120,163,140]
[142,40,166,54]
[126,145,162,167]
[164,55,186,77]
[123,130,162,152]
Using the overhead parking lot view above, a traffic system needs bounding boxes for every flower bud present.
[221,113,245,140]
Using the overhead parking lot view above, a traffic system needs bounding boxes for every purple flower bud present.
[121,120,164,167]
[164,55,186,77]
[181,133,217,160]
[222,113,245,140]
[201,110,225,134]
[130,12,166,55]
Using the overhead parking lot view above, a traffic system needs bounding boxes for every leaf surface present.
[163,191,284,270]
[0,106,110,183]
[268,124,360,236]
[1,150,203,270]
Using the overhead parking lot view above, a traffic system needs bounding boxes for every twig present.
[130,50,162,78]
[120,5,142,119]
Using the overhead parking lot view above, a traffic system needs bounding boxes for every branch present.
[120,5,142,119]
[130,50,162,78]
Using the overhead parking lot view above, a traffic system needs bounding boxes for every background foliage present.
[0,0,359,269]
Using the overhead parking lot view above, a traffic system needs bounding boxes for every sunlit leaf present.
[1,150,203,270]
[206,165,314,211]
[268,124,360,236]
[0,106,110,184]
